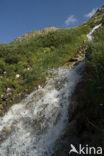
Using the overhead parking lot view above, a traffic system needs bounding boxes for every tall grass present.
[0,25,89,96]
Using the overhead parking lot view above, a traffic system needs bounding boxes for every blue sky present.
[0,0,103,43]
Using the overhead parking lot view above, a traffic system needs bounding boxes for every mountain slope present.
[77,23,104,148]
[53,12,104,156]
[0,5,104,156]
[0,7,104,116]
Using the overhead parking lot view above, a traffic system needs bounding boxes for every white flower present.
[16,74,20,78]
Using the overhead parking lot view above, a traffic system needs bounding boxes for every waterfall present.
[87,24,102,41]
[0,62,84,156]
[0,24,101,156]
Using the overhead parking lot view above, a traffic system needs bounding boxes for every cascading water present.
[87,24,102,41]
[0,62,84,156]
[0,24,101,156]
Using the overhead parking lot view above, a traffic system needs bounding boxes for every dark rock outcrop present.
[92,5,104,19]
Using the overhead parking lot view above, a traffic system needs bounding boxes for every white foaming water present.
[0,61,84,156]
[0,24,101,156]
[87,24,102,41]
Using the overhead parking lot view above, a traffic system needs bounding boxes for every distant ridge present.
[14,5,104,43]
[14,27,57,42]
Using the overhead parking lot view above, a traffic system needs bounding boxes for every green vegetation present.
[0,25,90,97]
[77,26,104,146]
[0,14,103,111]
[83,14,103,28]
[86,27,104,145]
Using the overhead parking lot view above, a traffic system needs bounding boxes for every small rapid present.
[0,24,101,156]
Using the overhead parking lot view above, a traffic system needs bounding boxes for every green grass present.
[0,25,89,96]
[85,27,104,116]
[0,15,103,100]
[78,26,104,146]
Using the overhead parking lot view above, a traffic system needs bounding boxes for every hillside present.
[77,22,104,148]
[0,8,104,116]
[0,5,104,156]
[52,8,104,156]
[14,27,57,42]
[0,25,89,115]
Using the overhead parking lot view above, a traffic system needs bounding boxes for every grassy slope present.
[0,25,90,96]
[0,15,103,109]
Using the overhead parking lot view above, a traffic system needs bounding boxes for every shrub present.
[5,55,19,64]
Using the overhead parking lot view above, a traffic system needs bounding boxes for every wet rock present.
[2,94,7,101]
[69,58,78,62]
[13,93,24,103]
